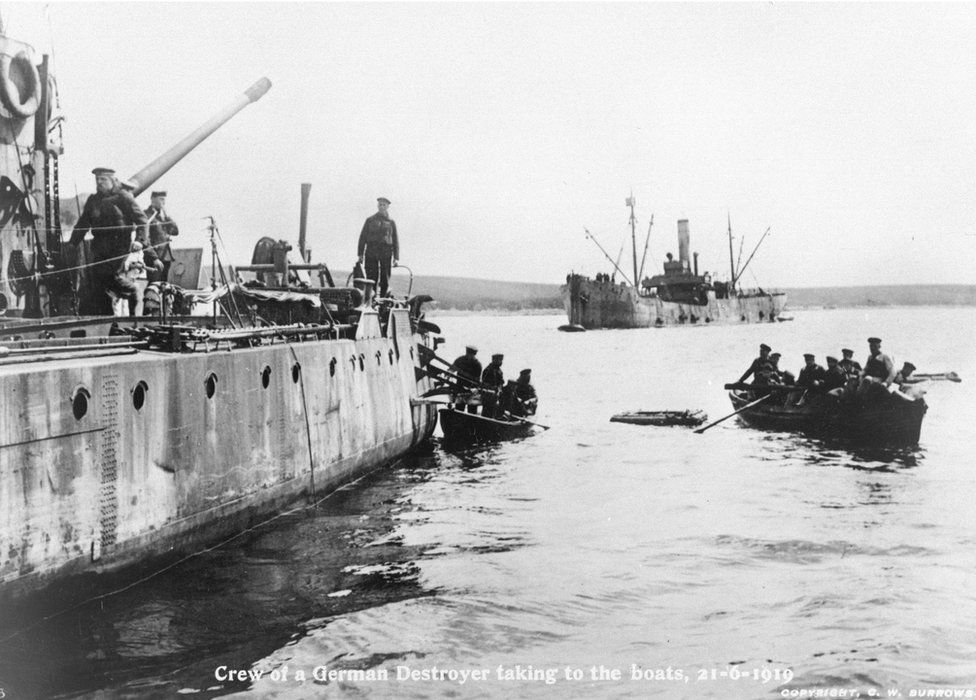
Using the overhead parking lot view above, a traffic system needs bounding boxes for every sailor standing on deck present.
[144,191,180,283]
[738,343,772,384]
[68,167,160,315]
[450,345,483,414]
[357,197,399,297]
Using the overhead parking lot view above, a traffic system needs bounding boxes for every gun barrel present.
[127,77,272,196]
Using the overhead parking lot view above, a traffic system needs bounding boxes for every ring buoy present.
[0,51,41,119]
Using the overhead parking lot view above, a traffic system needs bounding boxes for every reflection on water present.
[1,308,975,698]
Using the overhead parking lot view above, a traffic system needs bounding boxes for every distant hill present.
[783,285,976,309]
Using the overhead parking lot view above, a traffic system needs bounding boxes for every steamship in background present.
[560,197,786,330]
[0,27,440,603]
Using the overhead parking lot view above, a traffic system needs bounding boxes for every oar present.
[500,410,551,430]
[912,371,961,383]
[694,394,772,434]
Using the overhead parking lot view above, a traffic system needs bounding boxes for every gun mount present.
[0,51,271,319]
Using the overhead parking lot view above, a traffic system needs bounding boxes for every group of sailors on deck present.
[450,345,538,420]
[739,337,923,405]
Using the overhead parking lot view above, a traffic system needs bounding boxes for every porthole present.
[261,365,272,389]
[375,350,382,365]
[292,362,301,383]
[205,372,218,399]
[69,329,87,338]
[358,354,365,371]
[132,381,148,411]
[71,387,91,420]
[330,357,337,377]
[389,349,395,365]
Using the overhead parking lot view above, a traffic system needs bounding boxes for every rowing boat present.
[438,408,535,443]
[728,385,927,445]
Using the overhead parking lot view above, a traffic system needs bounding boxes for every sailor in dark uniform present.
[768,352,796,386]
[144,190,179,282]
[450,345,482,413]
[481,353,505,417]
[357,197,399,297]
[893,361,917,386]
[796,354,827,389]
[738,343,772,384]
[512,369,538,417]
[838,348,862,378]
[823,356,849,393]
[68,167,159,315]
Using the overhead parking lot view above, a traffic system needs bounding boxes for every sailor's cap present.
[842,348,854,355]
[150,190,167,198]
[867,337,882,344]
[902,361,916,372]
[826,355,838,363]
[465,345,478,353]
[760,343,771,352]
[770,352,781,359]
[92,167,116,176]
[519,368,531,376]
[491,353,504,360]
[377,197,391,205]
[119,180,136,191]
[803,353,815,360]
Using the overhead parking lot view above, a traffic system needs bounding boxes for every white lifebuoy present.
[0,51,41,119]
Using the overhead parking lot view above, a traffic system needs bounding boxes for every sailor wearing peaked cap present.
[68,165,157,314]
[823,355,848,391]
[358,196,400,297]
[839,348,862,376]
[739,343,773,384]
[480,353,506,417]
[796,353,827,394]
[512,368,538,417]
[893,361,920,391]
[861,337,896,388]
[145,189,180,282]
[450,345,483,411]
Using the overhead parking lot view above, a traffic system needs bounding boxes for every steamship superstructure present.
[561,198,786,330]
[0,31,438,601]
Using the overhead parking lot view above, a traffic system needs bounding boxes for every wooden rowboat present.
[728,386,927,445]
[610,409,707,427]
[438,407,535,443]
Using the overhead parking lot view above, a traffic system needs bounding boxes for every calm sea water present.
[1,308,975,699]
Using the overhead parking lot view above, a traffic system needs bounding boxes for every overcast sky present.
[6,3,976,288]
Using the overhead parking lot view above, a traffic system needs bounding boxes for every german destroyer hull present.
[0,308,437,602]
[561,274,787,329]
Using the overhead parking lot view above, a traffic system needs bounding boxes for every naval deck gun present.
[0,36,270,320]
